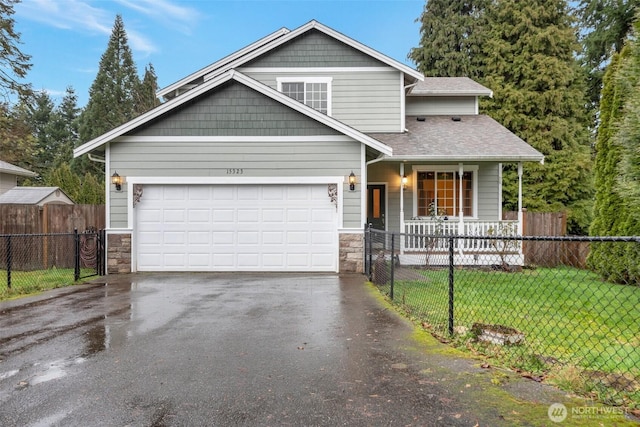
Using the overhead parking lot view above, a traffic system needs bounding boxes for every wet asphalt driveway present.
[0,273,582,426]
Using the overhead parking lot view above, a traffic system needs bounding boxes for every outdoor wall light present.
[348,171,356,191]
[402,174,408,190]
[111,171,123,192]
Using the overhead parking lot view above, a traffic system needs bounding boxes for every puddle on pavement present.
[28,358,86,386]
[0,369,19,381]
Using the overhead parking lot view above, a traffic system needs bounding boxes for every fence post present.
[448,236,454,336]
[390,233,395,300]
[74,229,80,281]
[6,236,11,289]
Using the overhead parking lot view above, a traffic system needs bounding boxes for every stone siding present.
[107,233,131,274]
[339,233,364,273]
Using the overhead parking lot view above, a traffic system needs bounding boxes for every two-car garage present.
[134,183,339,272]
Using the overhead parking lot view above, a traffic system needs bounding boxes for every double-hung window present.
[277,77,332,115]
[414,166,477,218]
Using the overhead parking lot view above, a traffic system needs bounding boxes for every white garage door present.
[135,184,338,272]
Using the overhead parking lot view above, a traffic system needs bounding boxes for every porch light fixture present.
[348,171,356,191]
[402,174,408,190]
[111,171,123,192]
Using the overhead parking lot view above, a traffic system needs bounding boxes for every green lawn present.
[381,266,640,406]
[0,268,97,300]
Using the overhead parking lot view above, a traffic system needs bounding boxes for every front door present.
[367,184,386,230]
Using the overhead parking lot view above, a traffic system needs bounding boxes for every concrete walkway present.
[0,273,635,426]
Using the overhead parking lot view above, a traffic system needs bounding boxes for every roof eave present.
[157,27,291,98]
[382,155,545,163]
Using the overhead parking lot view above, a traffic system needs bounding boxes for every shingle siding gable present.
[244,30,385,68]
[130,82,340,137]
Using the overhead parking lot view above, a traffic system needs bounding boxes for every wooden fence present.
[503,210,589,268]
[0,204,105,234]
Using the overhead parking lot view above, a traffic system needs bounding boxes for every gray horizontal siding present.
[109,140,362,228]
[241,70,402,132]
[406,97,476,116]
[245,30,384,68]
[131,82,340,137]
[367,162,501,233]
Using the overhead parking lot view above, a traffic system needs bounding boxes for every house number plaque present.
[226,168,244,174]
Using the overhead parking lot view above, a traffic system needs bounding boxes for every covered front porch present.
[365,160,527,266]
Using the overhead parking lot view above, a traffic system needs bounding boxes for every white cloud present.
[16,0,163,55]
[114,0,201,35]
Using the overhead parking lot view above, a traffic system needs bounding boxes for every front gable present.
[130,81,341,138]
[243,29,386,68]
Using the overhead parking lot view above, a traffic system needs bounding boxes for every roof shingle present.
[368,116,544,162]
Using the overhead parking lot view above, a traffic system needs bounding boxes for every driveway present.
[0,273,603,426]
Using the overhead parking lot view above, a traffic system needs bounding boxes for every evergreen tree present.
[50,87,80,169]
[78,14,140,150]
[21,91,55,180]
[0,0,32,100]
[481,0,593,234]
[588,50,631,282]
[134,63,160,115]
[408,0,489,78]
[575,0,640,109]
[46,163,104,204]
[0,102,36,170]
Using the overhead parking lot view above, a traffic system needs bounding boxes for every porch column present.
[458,163,464,235]
[517,162,523,236]
[400,163,405,254]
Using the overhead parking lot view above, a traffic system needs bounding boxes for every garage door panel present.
[136,184,338,272]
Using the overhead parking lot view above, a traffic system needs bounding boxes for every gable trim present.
[74,70,392,158]
[115,136,357,143]
[236,67,397,74]
[157,27,291,99]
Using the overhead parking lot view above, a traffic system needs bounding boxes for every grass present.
[380,266,640,408]
[0,268,97,300]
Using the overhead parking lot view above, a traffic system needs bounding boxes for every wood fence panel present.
[0,205,41,234]
[503,211,589,267]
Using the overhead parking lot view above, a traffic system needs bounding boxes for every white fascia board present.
[384,155,545,163]
[115,135,356,143]
[75,69,393,158]
[204,20,423,84]
[74,72,236,157]
[156,27,290,98]
[232,72,393,155]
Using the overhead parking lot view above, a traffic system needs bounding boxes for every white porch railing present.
[403,219,520,253]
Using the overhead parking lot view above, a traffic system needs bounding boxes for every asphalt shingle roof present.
[368,115,544,162]
[409,78,493,97]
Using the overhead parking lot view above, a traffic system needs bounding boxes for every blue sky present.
[14,0,424,107]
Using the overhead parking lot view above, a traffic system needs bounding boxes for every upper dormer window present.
[277,77,332,115]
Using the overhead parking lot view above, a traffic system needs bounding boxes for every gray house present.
[74,20,543,274]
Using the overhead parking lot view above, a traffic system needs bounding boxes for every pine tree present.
[576,0,640,109]
[134,63,160,115]
[408,0,489,78]
[0,0,32,99]
[77,14,141,177]
[21,91,55,180]
[0,102,36,169]
[481,0,593,234]
[79,14,140,145]
[50,87,80,169]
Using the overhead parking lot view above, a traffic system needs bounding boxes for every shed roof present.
[0,187,73,205]
[368,115,544,162]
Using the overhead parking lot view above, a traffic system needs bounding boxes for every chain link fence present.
[0,230,105,298]
[365,228,640,409]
